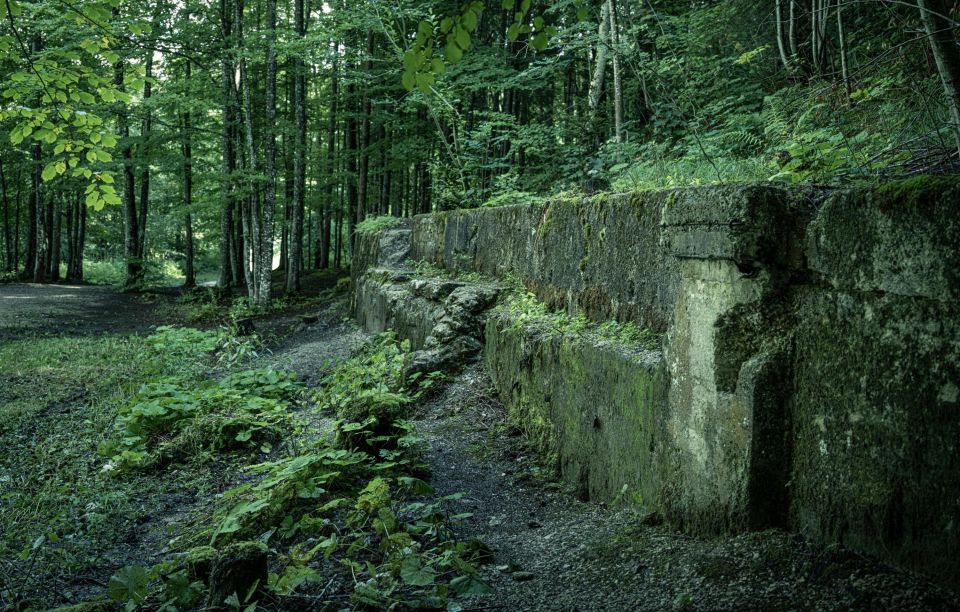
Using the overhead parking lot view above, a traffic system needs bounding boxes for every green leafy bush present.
[104,367,302,468]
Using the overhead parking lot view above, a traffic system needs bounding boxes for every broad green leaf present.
[107,565,150,604]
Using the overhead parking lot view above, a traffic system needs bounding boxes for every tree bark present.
[587,2,611,145]
[49,195,61,281]
[775,0,793,72]
[114,56,141,286]
[357,31,374,227]
[608,0,624,143]
[218,0,236,289]
[919,0,960,157]
[182,64,196,288]
[137,48,154,263]
[320,51,338,270]
[31,143,45,282]
[0,154,11,271]
[837,4,851,103]
[260,0,278,305]
[346,81,358,251]
[286,0,307,292]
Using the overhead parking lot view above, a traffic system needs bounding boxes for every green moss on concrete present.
[484,308,667,506]
[872,175,960,211]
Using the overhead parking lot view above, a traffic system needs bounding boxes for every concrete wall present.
[350,178,960,587]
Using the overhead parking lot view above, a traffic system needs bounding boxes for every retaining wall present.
[350,178,960,587]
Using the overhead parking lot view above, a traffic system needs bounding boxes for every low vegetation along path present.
[0,282,956,611]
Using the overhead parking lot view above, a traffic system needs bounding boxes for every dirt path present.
[0,282,166,341]
[413,367,959,611]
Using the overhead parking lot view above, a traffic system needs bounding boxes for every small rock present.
[206,541,269,610]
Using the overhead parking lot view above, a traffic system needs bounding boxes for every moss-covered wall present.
[353,178,960,587]
[483,313,667,506]
[410,192,680,332]
[790,182,960,587]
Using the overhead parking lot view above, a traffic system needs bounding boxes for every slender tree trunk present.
[182,67,196,288]
[65,195,74,279]
[286,0,307,292]
[0,154,11,271]
[31,143,45,282]
[67,194,85,281]
[608,0,624,143]
[114,56,141,286]
[77,197,86,279]
[321,52,338,270]
[259,0,278,305]
[789,0,799,61]
[137,49,154,262]
[238,0,262,300]
[346,82,358,249]
[837,4,851,104]
[49,196,61,281]
[357,32,374,226]
[775,0,793,72]
[919,0,960,158]
[218,0,236,289]
[587,1,610,145]
[14,167,22,273]
[810,0,829,76]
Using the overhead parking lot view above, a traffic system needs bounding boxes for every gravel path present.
[414,365,959,611]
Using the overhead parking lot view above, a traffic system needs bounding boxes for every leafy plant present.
[355,214,402,235]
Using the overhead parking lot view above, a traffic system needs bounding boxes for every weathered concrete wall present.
[410,192,680,332]
[351,178,960,587]
[790,181,960,586]
[484,314,667,505]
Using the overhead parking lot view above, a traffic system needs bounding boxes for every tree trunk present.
[286,0,307,292]
[810,0,829,76]
[25,154,38,279]
[346,82,358,251]
[182,68,196,288]
[608,0,624,143]
[31,143,45,283]
[0,154,11,271]
[218,0,236,289]
[919,0,960,158]
[357,31,374,227]
[320,51,338,270]
[837,4,851,103]
[49,195,61,281]
[14,166,22,274]
[115,56,141,286]
[237,0,262,301]
[137,49,154,263]
[587,2,611,145]
[259,0,278,305]
[775,0,793,72]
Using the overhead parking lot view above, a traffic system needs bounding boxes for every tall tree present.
[919,0,960,157]
[286,0,307,292]
[114,55,141,286]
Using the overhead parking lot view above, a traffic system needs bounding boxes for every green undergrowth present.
[408,259,660,350]
[157,270,349,324]
[89,333,489,611]
[503,288,660,351]
[0,324,263,609]
[355,215,402,235]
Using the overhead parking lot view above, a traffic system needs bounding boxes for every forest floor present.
[0,281,958,611]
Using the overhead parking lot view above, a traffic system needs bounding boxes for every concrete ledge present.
[484,312,667,505]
